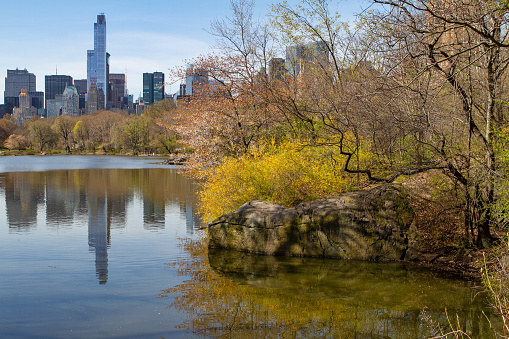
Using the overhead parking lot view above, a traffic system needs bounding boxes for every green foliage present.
[26,119,59,152]
[491,127,509,229]
[482,236,509,336]
[198,139,356,222]
[120,115,150,153]
[141,99,176,120]
[73,120,89,150]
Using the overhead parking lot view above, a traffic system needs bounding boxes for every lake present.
[0,155,502,338]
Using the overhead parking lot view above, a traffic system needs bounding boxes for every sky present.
[0,0,371,105]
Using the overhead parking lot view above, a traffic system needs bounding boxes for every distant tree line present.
[0,99,184,155]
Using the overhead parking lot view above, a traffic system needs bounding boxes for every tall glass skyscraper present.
[87,14,107,109]
[142,72,165,106]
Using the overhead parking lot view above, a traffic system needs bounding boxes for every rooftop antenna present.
[56,65,58,75]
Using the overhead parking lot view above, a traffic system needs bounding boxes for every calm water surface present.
[0,155,503,338]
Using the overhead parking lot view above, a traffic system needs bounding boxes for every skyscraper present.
[108,73,126,109]
[185,67,209,96]
[12,89,37,125]
[142,72,165,106]
[153,72,164,104]
[61,86,79,116]
[269,58,286,81]
[285,41,329,77]
[4,68,37,113]
[45,75,73,109]
[74,79,87,113]
[87,14,107,109]
[86,83,100,114]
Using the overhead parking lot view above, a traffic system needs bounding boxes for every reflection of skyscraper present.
[107,192,129,229]
[179,200,202,235]
[4,173,44,232]
[88,193,109,284]
[185,201,194,234]
[45,176,81,227]
[143,197,165,230]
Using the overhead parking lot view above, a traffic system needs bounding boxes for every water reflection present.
[0,168,201,284]
[4,172,44,231]
[165,242,502,338]
[88,192,109,284]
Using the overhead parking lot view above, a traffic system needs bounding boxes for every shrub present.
[198,140,357,222]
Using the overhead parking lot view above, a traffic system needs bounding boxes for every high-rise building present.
[86,83,100,114]
[46,94,63,118]
[269,58,286,81]
[87,14,107,109]
[74,79,87,113]
[185,68,209,96]
[4,68,36,113]
[153,72,164,104]
[12,89,38,125]
[142,72,165,106]
[106,52,110,107]
[108,73,125,109]
[142,73,153,105]
[62,86,79,116]
[45,75,73,109]
[30,92,44,110]
[285,41,329,77]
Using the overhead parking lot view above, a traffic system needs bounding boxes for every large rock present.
[208,185,415,261]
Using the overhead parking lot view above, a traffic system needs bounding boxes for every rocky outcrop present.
[208,185,415,261]
[164,154,187,165]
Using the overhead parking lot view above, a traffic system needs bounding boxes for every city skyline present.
[0,0,369,106]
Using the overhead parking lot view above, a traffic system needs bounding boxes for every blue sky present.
[0,0,370,105]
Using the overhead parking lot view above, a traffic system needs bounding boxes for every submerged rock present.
[208,185,415,261]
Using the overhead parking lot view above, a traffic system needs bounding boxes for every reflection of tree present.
[163,237,500,338]
[45,170,81,227]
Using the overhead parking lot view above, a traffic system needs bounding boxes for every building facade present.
[86,83,100,114]
[46,94,63,118]
[185,67,210,97]
[62,86,79,116]
[4,68,37,113]
[108,73,125,109]
[74,79,87,113]
[285,41,329,77]
[142,72,165,106]
[45,75,73,109]
[87,14,107,109]
[12,89,38,125]
[269,58,286,81]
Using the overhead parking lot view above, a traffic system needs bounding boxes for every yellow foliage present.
[198,139,358,222]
